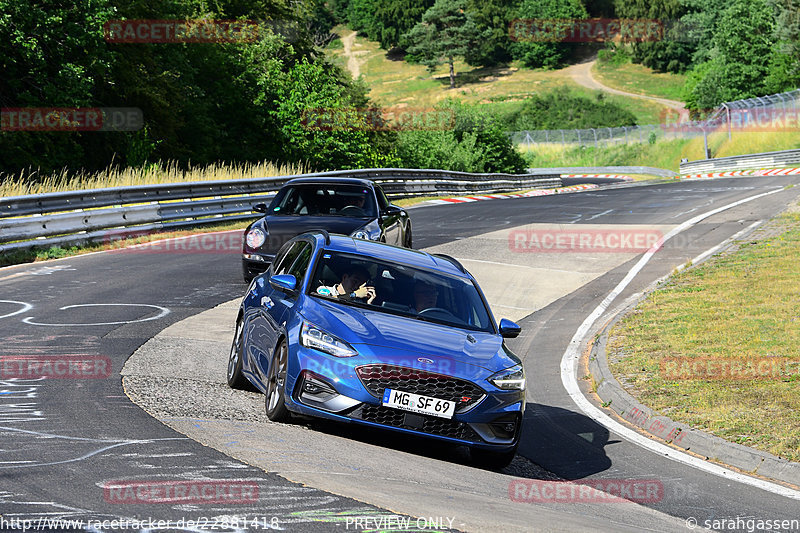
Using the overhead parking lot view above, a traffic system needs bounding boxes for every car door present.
[246,240,308,387]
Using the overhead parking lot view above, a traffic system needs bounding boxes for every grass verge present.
[607,201,800,461]
[593,60,686,103]
[0,160,309,197]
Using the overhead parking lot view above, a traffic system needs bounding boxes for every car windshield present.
[269,184,377,217]
[309,251,495,333]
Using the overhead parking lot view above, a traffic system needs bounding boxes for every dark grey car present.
[242,177,412,281]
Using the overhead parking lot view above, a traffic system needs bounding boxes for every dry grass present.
[0,160,310,198]
[608,209,800,461]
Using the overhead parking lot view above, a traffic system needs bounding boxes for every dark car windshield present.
[309,251,495,333]
[269,184,377,218]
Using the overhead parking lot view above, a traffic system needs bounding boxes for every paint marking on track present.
[560,186,800,501]
[0,300,34,320]
[22,304,170,327]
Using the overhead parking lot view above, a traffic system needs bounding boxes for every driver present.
[413,281,439,312]
[316,265,377,304]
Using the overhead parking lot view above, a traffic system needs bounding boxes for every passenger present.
[316,265,377,304]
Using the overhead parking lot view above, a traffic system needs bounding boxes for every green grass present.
[607,208,800,461]
[593,60,687,103]
[520,130,800,171]
[330,27,669,125]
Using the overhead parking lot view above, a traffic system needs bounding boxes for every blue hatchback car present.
[228,231,526,467]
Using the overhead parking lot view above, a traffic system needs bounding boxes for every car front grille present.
[350,404,482,442]
[355,364,485,413]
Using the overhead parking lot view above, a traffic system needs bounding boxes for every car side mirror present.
[499,318,521,339]
[382,205,403,216]
[269,274,297,293]
[253,203,268,214]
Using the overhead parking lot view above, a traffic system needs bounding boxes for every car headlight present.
[350,221,381,241]
[245,227,266,249]
[489,364,526,390]
[300,321,357,358]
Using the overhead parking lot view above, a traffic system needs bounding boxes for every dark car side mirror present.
[269,274,297,293]
[499,318,522,339]
[253,203,268,214]
[382,205,404,217]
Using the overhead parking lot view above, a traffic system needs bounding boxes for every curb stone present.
[586,261,800,489]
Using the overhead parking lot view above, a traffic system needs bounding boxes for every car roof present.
[283,177,375,187]
[308,233,469,278]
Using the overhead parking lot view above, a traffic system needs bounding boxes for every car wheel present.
[265,339,291,422]
[227,317,250,389]
[404,224,413,249]
[470,445,517,470]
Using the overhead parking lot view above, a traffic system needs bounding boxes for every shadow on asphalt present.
[519,403,616,480]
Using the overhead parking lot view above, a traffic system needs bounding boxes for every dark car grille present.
[356,364,485,413]
[351,405,481,442]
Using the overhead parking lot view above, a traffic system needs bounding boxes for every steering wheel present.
[417,307,457,320]
[339,205,366,216]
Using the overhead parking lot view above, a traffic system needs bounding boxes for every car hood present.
[263,215,370,252]
[300,296,518,372]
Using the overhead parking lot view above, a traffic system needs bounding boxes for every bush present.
[504,87,638,130]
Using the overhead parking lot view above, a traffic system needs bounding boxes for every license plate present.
[382,388,455,419]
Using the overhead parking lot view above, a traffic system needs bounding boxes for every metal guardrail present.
[679,149,800,174]
[0,168,561,253]
[526,166,676,178]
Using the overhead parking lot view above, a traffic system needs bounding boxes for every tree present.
[765,0,800,92]
[401,0,486,88]
[685,0,775,109]
[509,0,588,69]
[463,0,517,66]
[373,0,434,49]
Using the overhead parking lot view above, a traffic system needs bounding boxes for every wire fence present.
[511,89,800,148]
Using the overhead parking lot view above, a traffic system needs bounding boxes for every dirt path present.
[565,58,686,111]
[341,30,365,79]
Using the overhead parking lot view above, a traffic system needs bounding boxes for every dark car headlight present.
[488,364,526,391]
[300,321,357,358]
[350,220,381,241]
[245,227,266,249]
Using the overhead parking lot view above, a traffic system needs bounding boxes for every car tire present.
[404,224,413,249]
[470,445,517,470]
[265,339,292,422]
[227,317,251,389]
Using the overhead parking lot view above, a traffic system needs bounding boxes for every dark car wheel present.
[470,445,517,470]
[404,224,413,249]
[227,318,251,389]
[265,339,291,422]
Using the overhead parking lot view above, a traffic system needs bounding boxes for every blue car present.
[228,231,525,468]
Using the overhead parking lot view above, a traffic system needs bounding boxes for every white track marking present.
[22,304,170,326]
[561,187,800,501]
[0,300,33,320]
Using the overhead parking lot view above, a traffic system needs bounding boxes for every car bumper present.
[242,253,274,280]
[283,346,525,450]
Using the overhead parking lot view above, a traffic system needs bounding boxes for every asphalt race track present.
[1,176,799,532]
